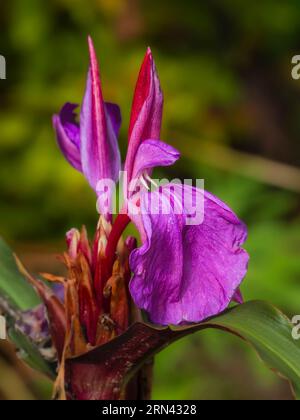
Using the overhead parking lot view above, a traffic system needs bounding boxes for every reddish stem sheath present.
[105,213,131,275]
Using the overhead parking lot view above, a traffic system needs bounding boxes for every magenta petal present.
[125,140,179,235]
[80,37,121,195]
[105,102,122,138]
[129,185,249,325]
[125,48,164,182]
[60,103,80,147]
[131,139,180,181]
[53,103,82,171]
[232,289,244,304]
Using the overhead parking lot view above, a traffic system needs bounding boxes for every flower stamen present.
[145,173,158,188]
[140,174,150,191]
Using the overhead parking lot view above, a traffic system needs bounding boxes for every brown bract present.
[16,218,135,400]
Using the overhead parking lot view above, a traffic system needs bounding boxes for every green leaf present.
[66,301,300,400]
[8,328,55,379]
[0,237,40,310]
[198,300,300,399]
[0,238,54,378]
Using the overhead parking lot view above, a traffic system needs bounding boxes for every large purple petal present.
[53,103,82,171]
[125,48,163,183]
[129,185,249,325]
[80,37,121,196]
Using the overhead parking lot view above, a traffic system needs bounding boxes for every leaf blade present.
[203,301,300,398]
[8,328,56,379]
[0,238,40,310]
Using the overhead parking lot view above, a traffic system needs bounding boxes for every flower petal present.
[80,37,121,193]
[131,139,180,182]
[18,304,51,346]
[53,103,82,171]
[105,102,122,138]
[129,185,249,325]
[232,289,244,304]
[125,48,163,182]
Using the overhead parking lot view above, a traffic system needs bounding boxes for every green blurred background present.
[1,0,300,400]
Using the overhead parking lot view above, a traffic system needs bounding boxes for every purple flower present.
[53,37,121,218]
[53,38,249,327]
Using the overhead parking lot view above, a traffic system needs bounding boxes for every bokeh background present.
[1,0,300,400]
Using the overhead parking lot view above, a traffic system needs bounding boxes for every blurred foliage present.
[0,0,300,400]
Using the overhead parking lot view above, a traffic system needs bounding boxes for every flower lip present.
[129,185,249,326]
